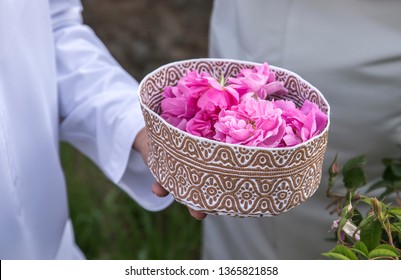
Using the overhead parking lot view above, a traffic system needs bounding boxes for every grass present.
[60,142,202,260]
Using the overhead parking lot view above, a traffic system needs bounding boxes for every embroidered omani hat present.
[138,59,330,217]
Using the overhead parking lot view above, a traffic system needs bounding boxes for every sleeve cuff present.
[117,150,175,212]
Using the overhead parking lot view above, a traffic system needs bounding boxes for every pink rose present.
[176,70,239,112]
[237,98,286,147]
[282,126,303,146]
[160,85,197,131]
[160,70,241,132]
[159,63,327,148]
[160,70,215,131]
[300,100,328,134]
[177,70,212,98]
[228,63,288,100]
[214,110,258,145]
[196,76,239,113]
[274,100,328,146]
[274,100,305,131]
[214,98,286,148]
[186,111,218,140]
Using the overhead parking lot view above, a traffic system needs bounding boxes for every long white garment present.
[203,0,401,259]
[0,0,172,259]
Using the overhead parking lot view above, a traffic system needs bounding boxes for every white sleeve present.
[51,0,173,211]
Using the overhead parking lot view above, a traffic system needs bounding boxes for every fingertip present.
[187,207,207,220]
[151,181,169,197]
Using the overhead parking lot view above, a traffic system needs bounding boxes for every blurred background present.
[61,0,213,259]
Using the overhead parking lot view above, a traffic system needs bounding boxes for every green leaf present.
[342,155,367,174]
[389,208,401,215]
[374,244,400,257]
[383,166,397,181]
[351,208,363,226]
[389,208,401,220]
[390,222,401,233]
[350,248,368,259]
[360,220,382,251]
[343,167,367,189]
[368,248,399,259]
[331,244,358,260]
[357,214,374,228]
[391,164,401,177]
[360,197,373,206]
[338,213,348,231]
[322,252,351,260]
[353,241,369,257]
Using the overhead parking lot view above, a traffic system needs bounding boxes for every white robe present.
[0,0,172,259]
[203,0,401,259]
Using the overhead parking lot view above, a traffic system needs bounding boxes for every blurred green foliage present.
[60,143,202,260]
[324,154,401,260]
